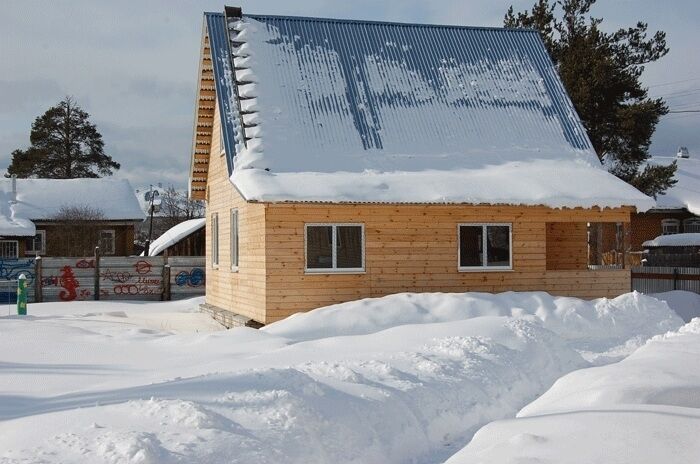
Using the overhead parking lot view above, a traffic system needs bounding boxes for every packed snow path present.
[0,292,685,463]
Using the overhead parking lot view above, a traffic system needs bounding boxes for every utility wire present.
[647,76,700,88]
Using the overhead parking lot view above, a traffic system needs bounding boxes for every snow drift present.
[0,292,684,463]
[448,318,700,464]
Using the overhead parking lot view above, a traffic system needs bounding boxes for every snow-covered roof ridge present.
[648,156,700,214]
[147,218,205,256]
[1,178,145,224]
[203,11,651,208]
[643,233,700,247]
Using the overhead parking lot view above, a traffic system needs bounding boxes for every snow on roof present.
[233,159,654,209]
[147,218,205,256]
[0,179,145,237]
[648,156,700,214]
[643,233,700,247]
[202,12,651,209]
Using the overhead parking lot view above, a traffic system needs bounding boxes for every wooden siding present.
[546,222,588,270]
[30,223,135,257]
[262,204,632,323]
[204,100,266,322]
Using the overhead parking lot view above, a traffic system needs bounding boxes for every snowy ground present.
[0,291,694,463]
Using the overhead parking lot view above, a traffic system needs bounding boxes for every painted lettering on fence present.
[175,268,205,287]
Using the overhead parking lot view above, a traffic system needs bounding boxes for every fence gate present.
[631,266,700,294]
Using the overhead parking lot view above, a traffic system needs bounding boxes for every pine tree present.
[505,0,676,198]
[6,96,120,178]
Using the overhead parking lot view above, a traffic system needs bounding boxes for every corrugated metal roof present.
[205,12,600,176]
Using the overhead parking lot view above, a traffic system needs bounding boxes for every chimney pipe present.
[11,174,17,203]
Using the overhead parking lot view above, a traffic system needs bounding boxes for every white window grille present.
[458,223,513,271]
[683,218,700,233]
[305,224,364,273]
[661,219,680,235]
[26,230,46,255]
[0,240,19,259]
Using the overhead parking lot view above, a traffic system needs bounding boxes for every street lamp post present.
[143,185,161,256]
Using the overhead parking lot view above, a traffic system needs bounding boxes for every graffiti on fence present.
[175,268,205,287]
[76,259,95,269]
[0,258,35,286]
[134,260,152,275]
[36,257,204,302]
[100,269,132,283]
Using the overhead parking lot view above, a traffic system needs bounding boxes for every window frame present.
[457,223,513,272]
[304,223,365,274]
[230,208,239,271]
[211,212,219,268]
[661,218,680,235]
[99,229,116,256]
[0,240,18,259]
[683,217,700,233]
[26,229,46,255]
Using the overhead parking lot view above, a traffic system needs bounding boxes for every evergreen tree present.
[505,0,676,197]
[6,97,120,178]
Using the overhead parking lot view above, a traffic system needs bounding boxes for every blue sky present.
[1,0,698,189]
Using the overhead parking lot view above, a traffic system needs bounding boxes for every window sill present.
[212,265,219,270]
[305,269,366,275]
[231,266,239,273]
[458,267,513,273]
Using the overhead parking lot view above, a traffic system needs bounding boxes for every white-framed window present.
[26,230,46,255]
[458,223,512,271]
[683,217,700,233]
[305,223,364,273]
[99,230,115,255]
[211,213,219,268]
[661,218,680,235]
[0,240,18,259]
[230,208,239,270]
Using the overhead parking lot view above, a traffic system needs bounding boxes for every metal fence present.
[631,266,700,294]
[0,256,205,303]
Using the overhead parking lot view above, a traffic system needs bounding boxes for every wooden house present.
[629,150,700,252]
[189,8,654,326]
[0,177,144,258]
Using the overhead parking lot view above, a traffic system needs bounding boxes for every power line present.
[647,76,700,88]
[668,109,700,113]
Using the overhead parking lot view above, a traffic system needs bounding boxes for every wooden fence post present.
[94,247,101,301]
[34,256,43,303]
[163,264,171,301]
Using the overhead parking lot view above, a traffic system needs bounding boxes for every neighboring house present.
[189,8,652,325]
[629,148,700,251]
[0,178,144,258]
[146,218,206,256]
[641,233,700,267]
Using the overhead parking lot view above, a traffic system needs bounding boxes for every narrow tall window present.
[211,213,219,267]
[230,209,239,270]
[99,230,115,255]
[305,224,364,272]
[459,224,512,270]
